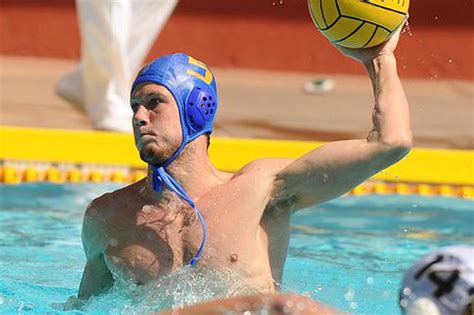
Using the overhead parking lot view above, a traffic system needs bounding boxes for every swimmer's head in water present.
[132,53,218,162]
[400,245,474,315]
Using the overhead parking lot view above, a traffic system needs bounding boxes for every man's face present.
[130,83,183,165]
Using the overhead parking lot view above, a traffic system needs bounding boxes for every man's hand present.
[332,21,405,65]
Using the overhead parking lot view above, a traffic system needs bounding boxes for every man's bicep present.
[273,139,408,210]
[78,254,114,299]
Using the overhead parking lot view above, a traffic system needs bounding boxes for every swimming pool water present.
[0,183,472,314]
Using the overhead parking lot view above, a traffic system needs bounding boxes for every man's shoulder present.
[81,181,142,254]
[85,180,142,218]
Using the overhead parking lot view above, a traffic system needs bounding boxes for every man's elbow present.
[368,128,413,151]
[368,130,412,164]
[380,136,412,163]
[390,142,411,161]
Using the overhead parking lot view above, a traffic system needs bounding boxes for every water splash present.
[402,18,413,37]
[73,266,257,314]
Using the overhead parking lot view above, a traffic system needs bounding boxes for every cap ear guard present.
[185,85,217,137]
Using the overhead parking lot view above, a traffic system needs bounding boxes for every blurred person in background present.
[399,245,474,315]
[56,0,178,132]
[156,293,339,315]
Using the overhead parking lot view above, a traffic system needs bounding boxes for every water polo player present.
[400,245,474,315]
[78,27,412,304]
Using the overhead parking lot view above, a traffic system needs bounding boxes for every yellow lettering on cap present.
[187,56,213,85]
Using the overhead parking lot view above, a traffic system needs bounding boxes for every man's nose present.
[133,105,149,127]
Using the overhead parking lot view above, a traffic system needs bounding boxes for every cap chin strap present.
[151,140,207,267]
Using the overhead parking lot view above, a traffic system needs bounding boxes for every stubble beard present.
[139,141,178,166]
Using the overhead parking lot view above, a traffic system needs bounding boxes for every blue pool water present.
[0,183,473,314]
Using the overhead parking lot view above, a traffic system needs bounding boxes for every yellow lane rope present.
[1,126,473,198]
[0,165,472,198]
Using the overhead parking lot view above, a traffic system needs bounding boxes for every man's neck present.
[144,137,227,201]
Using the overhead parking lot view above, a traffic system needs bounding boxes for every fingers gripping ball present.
[308,0,410,48]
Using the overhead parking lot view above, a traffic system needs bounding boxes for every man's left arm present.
[270,30,412,211]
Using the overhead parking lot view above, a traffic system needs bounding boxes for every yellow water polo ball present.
[308,0,410,48]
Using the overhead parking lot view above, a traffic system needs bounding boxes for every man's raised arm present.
[270,28,412,211]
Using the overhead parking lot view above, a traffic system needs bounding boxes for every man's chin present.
[139,148,167,166]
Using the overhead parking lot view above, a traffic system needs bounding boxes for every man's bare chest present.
[103,197,266,284]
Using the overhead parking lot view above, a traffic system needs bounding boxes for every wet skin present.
[83,157,293,293]
[79,84,296,298]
